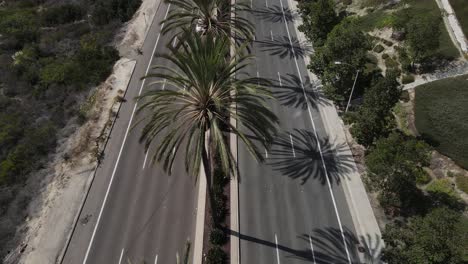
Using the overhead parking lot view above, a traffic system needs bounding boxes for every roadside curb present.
[230,0,241,263]
[285,0,384,262]
[57,59,137,264]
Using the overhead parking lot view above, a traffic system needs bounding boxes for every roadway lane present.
[62,3,197,264]
[238,0,359,263]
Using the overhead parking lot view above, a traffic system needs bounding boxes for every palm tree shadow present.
[227,226,382,263]
[267,129,355,185]
[256,36,312,59]
[296,227,383,264]
[270,73,331,110]
[250,5,296,23]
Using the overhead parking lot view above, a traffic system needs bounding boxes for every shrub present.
[382,207,468,263]
[373,44,384,53]
[41,4,84,26]
[0,8,39,45]
[455,174,468,194]
[91,0,142,25]
[416,170,431,185]
[382,39,393,47]
[210,228,227,245]
[400,90,410,102]
[427,178,458,198]
[384,57,399,69]
[382,53,389,60]
[206,246,228,264]
[402,74,415,84]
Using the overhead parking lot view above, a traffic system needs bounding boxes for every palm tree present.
[162,0,254,43]
[136,31,278,196]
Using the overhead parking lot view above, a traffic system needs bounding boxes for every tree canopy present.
[351,73,400,146]
[382,207,468,264]
[308,19,370,102]
[297,0,339,47]
[365,132,431,210]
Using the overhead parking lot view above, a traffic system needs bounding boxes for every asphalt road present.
[238,0,360,263]
[61,2,198,264]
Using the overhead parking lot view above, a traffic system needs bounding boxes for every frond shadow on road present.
[270,73,331,110]
[250,5,296,23]
[228,226,382,263]
[256,36,312,59]
[266,129,354,185]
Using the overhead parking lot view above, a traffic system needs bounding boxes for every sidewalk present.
[436,0,468,55]
[287,0,384,262]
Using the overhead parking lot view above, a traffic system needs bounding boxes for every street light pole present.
[345,69,359,113]
[334,61,359,113]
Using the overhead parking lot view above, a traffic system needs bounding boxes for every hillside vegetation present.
[0,0,141,258]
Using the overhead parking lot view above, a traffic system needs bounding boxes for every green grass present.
[414,74,468,169]
[355,9,395,32]
[455,174,468,194]
[450,0,468,37]
[427,178,459,198]
[404,0,459,60]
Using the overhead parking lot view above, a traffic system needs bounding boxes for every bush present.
[455,174,468,194]
[382,39,393,47]
[206,246,228,264]
[373,44,384,53]
[212,186,228,224]
[384,57,399,69]
[41,4,84,26]
[427,179,457,197]
[400,90,410,102]
[402,74,415,84]
[416,170,431,185]
[382,53,389,60]
[382,207,468,264]
[426,178,461,209]
[0,8,39,45]
[91,0,142,25]
[210,228,227,245]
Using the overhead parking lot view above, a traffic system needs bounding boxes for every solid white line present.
[270,30,274,41]
[275,234,280,264]
[162,79,167,90]
[289,133,296,157]
[250,0,253,8]
[278,0,351,262]
[154,254,158,264]
[82,4,171,264]
[143,150,149,169]
[118,249,124,264]
[172,36,178,48]
[266,0,269,8]
[277,72,282,86]
[308,236,317,264]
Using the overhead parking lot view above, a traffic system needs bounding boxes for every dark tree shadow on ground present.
[256,36,312,59]
[267,129,355,185]
[227,226,383,263]
[270,73,331,110]
[250,5,296,23]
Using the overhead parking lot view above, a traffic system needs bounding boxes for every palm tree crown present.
[137,31,278,179]
[162,0,254,43]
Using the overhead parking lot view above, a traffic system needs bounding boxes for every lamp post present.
[334,61,360,113]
